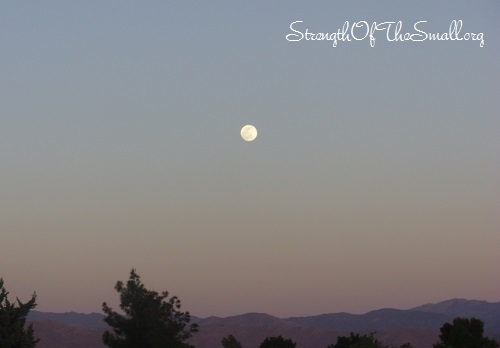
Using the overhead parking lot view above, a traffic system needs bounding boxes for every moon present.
[240,125,258,142]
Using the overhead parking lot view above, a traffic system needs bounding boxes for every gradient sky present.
[1,1,499,318]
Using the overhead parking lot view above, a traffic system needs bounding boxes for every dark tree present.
[260,335,296,348]
[222,334,243,348]
[327,332,384,348]
[0,278,39,348]
[395,344,414,348]
[102,269,198,348]
[433,317,498,348]
[328,332,361,348]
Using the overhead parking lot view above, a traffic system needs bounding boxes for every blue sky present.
[1,1,499,317]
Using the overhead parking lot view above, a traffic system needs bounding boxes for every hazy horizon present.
[27,297,500,319]
[1,1,499,319]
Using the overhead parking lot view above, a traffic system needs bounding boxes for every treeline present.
[1,270,498,348]
[222,319,499,348]
[222,332,410,348]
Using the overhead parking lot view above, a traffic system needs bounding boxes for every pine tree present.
[102,269,198,348]
[0,278,39,348]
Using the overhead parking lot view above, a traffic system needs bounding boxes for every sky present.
[0,1,499,318]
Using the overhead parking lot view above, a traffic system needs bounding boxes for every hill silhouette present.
[28,299,500,348]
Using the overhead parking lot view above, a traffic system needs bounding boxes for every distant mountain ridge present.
[29,310,107,329]
[411,298,500,331]
[28,298,500,348]
[287,308,450,331]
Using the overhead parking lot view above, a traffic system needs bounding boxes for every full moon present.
[240,125,258,142]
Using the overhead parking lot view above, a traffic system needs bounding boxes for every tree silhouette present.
[328,332,361,348]
[102,269,198,348]
[222,334,243,348]
[433,317,498,348]
[327,332,385,348]
[260,335,296,348]
[0,278,39,348]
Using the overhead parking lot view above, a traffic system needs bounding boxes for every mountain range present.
[27,299,500,348]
